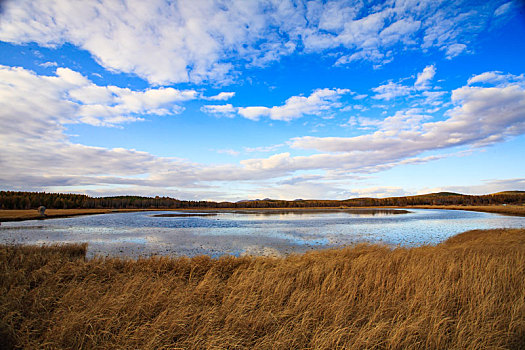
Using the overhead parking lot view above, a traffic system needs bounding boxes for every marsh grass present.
[1,229,525,349]
[0,209,147,222]
[408,205,525,217]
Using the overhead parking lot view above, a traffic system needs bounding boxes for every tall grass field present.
[1,229,524,349]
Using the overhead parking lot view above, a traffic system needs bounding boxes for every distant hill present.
[427,192,462,196]
[1,190,524,210]
[493,191,525,195]
[237,198,274,203]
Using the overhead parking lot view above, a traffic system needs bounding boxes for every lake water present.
[1,209,524,258]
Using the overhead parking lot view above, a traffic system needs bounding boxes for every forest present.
[1,190,524,210]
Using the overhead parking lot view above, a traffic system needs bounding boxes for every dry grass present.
[408,205,525,217]
[0,209,150,222]
[1,229,525,349]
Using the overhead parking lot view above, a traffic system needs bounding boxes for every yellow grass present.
[1,228,525,349]
[408,205,525,217]
[0,208,150,221]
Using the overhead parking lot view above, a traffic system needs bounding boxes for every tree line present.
[1,191,524,210]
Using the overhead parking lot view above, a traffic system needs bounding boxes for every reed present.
[1,229,524,349]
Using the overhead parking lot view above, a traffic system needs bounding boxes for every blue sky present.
[1,0,524,201]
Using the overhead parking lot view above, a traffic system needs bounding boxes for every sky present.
[0,0,524,201]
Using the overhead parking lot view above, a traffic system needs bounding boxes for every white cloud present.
[244,144,285,153]
[216,149,240,156]
[0,65,211,191]
[267,88,351,121]
[421,90,447,105]
[445,43,467,59]
[494,2,513,17]
[468,71,505,85]
[237,106,270,121]
[467,71,525,86]
[344,186,408,199]
[0,0,272,84]
[240,153,293,171]
[335,49,390,66]
[414,65,436,90]
[373,65,440,100]
[0,65,326,192]
[206,92,235,101]
[1,66,524,199]
[344,116,383,130]
[200,104,236,117]
[236,88,351,121]
[288,76,525,174]
[376,109,433,132]
[372,82,412,100]
[379,18,421,46]
[0,65,199,128]
[0,0,512,84]
[39,61,58,68]
[307,0,505,66]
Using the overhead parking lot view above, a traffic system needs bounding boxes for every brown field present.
[1,228,525,349]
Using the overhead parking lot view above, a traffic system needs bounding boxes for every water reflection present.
[1,209,524,258]
[150,208,409,219]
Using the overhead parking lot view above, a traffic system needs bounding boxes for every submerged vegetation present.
[2,229,525,349]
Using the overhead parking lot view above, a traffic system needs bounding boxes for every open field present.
[1,228,524,349]
[1,205,524,223]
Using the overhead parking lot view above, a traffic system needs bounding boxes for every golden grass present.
[1,229,525,349]
[0,208,150,222]
[408,205,525,217]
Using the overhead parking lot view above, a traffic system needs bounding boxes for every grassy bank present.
[2,229,525,349]
[0,208,152,222]
[408,205,525,217]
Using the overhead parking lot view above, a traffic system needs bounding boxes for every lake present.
[1,209,524,258]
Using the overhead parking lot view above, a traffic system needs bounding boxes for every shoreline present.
[1,205,524,222]
[404,204,525,217]
[0,208,153,222]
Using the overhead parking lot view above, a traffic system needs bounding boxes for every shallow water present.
[1,209,524,258]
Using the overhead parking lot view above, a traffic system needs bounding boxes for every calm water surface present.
[1,209,524,258]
